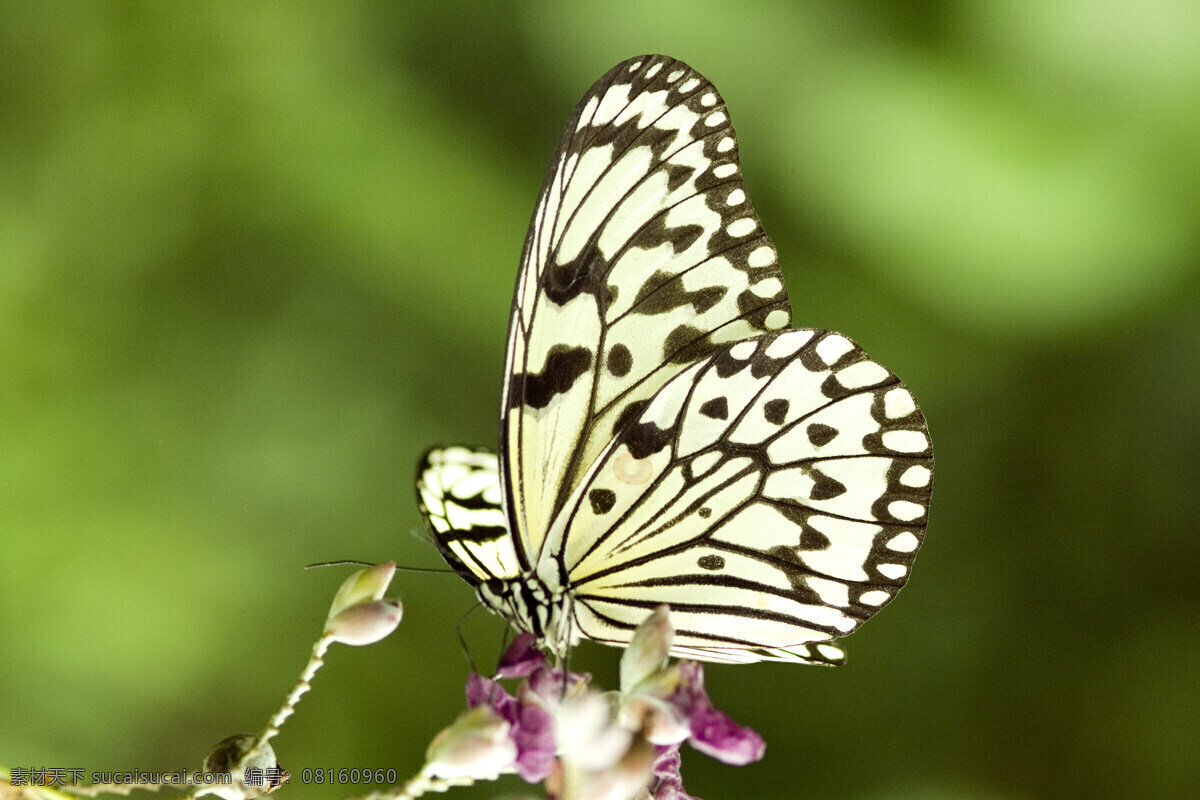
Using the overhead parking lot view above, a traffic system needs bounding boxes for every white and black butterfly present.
[416,55,932,666]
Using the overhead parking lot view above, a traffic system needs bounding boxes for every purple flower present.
[644,744,696,800]
[617,609,765,769]
[466,673,556,782]
[495,633,545,679]
[669,662,765,766]
[455,607,764,798]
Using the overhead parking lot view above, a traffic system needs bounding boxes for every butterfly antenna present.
[305,559,454,574]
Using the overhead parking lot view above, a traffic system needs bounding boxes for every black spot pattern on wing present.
[627,215,707,263]
[808,469,847,501]
[699,397,729,420]
[868,457,933,525]
[606,344,633,377]
[806,423,837,446]
[611,398,651,439]
[589,488,617,515]
[510,345,593,409]
[632,270,726,316]
[622,417,675,461]
[542,249,606,305]
[711,344,758,378]
[755,549,827,606]
[663,324,721,365]
[770,501,833,550]
[763,398,789,425]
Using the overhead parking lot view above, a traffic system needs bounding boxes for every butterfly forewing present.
[503,55,792,564]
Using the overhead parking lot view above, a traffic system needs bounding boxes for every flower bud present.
[555,690,632,773]
[604,734,657,800]
[326,598,403,646]
[621,692,690,747]
[425,706,518,781]
[561,734,655,800]
[326,562,396,622]
[620,605,673,694]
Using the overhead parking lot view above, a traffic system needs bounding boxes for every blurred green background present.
[3,2,1198,799]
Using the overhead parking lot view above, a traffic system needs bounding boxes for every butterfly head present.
[478,574,576,659]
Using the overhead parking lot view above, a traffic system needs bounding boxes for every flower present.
[617,609,764,765]
[639,744,694,800]
[455,608,764,799]
[552,686,635,775]
[619,606,673,693]
[553,733,656,800]
[424,705,518,781]
[466,672,556,782]
[668,661,765,766]
[495,632,544,679]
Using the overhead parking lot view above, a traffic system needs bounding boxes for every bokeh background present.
[3,3,1198,799]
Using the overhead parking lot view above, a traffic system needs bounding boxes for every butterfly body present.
[416,56,932,666]
[477,570,574,654]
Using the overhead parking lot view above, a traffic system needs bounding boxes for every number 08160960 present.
[299,768,398,785]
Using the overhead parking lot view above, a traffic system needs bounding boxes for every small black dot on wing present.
[699,397,729,420]
[806,423,838,447]
[763,398,789,425]
[606,344,633,377]
[589,488,617,515]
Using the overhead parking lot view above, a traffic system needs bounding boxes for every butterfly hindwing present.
[539,329,931,660]
[502,55,792,562]
[416,446,514,587]
[669,642,846,666]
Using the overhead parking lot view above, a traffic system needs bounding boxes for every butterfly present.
[416,55,932,665]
